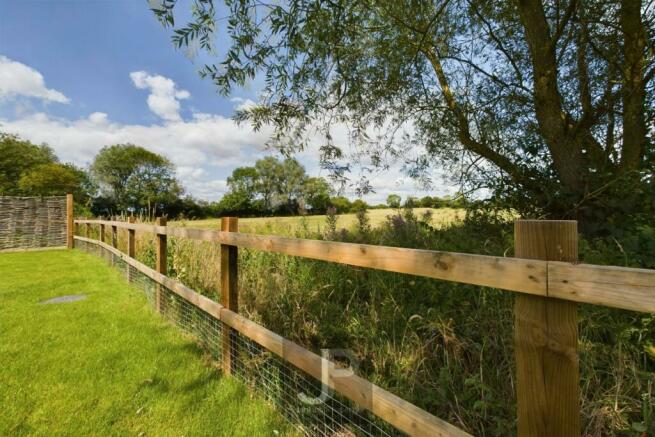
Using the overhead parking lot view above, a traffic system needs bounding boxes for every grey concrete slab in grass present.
[40,295,87,305]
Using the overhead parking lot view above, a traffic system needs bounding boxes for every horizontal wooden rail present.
[220,232,547,295]
[75,219,547,295]
[548,262,655,312]
[74,235,469,437]
[76,219,165,234]
[73,219,655,313]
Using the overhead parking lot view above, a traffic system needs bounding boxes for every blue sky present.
[0,0,452,203]
[0,0,246,123]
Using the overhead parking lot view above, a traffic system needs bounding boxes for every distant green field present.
[173,208,465,235]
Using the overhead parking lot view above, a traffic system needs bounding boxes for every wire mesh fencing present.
[0,196,66,250]
[75,240,402,437]
[230,331,398,436]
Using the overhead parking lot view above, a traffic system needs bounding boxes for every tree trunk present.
[516,0,586,195]
[620,0,647,172]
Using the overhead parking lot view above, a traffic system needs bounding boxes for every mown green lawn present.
[0,249,291,436]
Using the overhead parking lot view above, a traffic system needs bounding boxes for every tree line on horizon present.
[0,132,463,219]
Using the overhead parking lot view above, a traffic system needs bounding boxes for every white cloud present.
[177,166,206,180]
[178,167,228,200]
[293,121,456,203]
[0,111,272,200]
[229,97,257,111]
[1,109,454,202]
[0,65,455,202]
[0,56,69,103]
[130,71,190,122]
[349,174,451,205]
[88,112,108,124]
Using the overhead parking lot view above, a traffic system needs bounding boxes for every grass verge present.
[0,250,291,436]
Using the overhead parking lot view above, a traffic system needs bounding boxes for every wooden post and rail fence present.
[155,216,167,313]
[63,194,655,436]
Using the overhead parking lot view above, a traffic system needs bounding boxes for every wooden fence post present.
[85,219,91,240]
[111,218,118,249]
[155,217,167,313]
[109,218,117,267]
[99,216,105,243]
[66,194,73,249]
[221,217,239,374]
[127,216,136,282]
[514,220,579,437]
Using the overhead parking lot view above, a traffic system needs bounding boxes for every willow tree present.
[152,0,654,233]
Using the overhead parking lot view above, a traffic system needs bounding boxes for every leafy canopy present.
[18,163,92,199]
[220,156,334,215]
[91,144,181,215]
[0,133,57,195]
[152,0,655,232]
[386,194,401,209]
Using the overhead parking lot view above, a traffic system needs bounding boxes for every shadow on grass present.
[180,372,222,393]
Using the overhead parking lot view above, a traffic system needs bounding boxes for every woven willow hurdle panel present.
[0,196,67,250]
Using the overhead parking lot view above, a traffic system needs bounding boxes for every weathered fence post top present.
[514,219,579,437]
